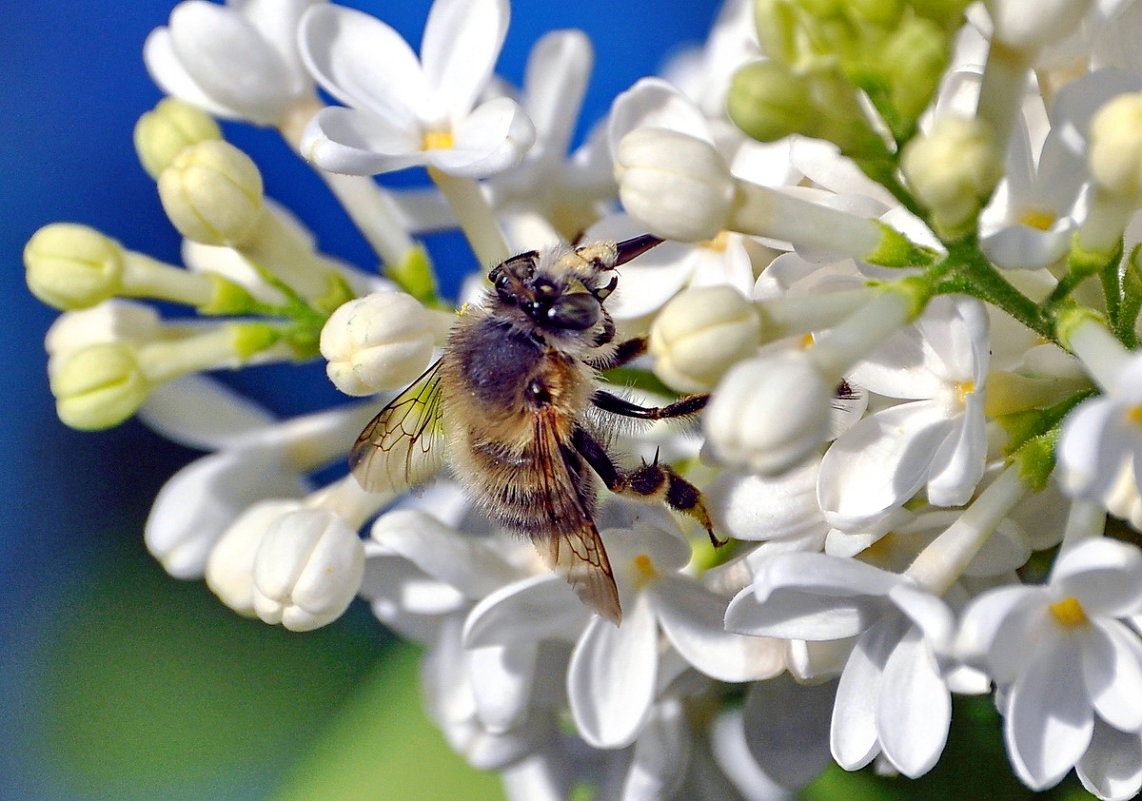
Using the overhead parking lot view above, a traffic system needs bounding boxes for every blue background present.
[0,2,720,799]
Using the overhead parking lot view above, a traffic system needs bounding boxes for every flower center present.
[1048,596,1088,627]
[1019,208,1056,231]
[422,130,454,151]
[955,380,976,404]
[632,553,658,588]
[699,230,731,251]
[1126,405,1142,426]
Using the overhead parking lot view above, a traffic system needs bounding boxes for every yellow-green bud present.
[1089,92,1142,201]
[881,16,949,125]
[158,140,264,245]
[649,286,762,393]
[50,342,149,430]
[134,98,222,180]
[728,61,815,143]
[907,0,973,31]
[901,115,1002,238]
[25,223,124,310]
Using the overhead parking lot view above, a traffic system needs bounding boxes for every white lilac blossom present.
[28,0,1142,798]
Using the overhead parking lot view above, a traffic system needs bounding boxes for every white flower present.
[818,295,990,529]
[957,537,1142,791]
[144,0,320,126]
[206,498,301,616]
[466,506,783,750]
[727,553,960,778]
[298,0,535,178]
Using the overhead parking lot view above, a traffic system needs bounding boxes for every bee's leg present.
[587,335,646,369]
[571,428,725,547]
[591,389,709,420]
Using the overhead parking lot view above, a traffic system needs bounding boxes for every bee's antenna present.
[614,234,664,266]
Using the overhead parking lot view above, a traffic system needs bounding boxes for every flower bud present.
[45,300,162,378]
[206,500,303,617]
[984,0,1094,50]
[1088,92,1142,202]
[134,97,222,179]
[320,292,437,396]
[880,16,948,125]
[727,61,816,144]
[704,350,833,475]
[252,509,365,632]
[49,342,150,430]
[649,286,762,393]
[24,224,124,310]
[615,128,734,242]
[901,115,1002,238]
[158,139,264,245]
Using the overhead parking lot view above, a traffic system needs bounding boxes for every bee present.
[349,235,722,624]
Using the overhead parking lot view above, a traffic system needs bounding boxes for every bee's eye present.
[546,294,601,330]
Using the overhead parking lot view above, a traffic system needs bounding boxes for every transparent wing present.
[349,358,448,492]
[528,410,622,624]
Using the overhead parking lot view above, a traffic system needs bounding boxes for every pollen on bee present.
[1048,596,1088,627]
[422,130,455,151]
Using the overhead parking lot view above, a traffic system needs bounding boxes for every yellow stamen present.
[699,231,731,252]
[422,130,454,151]
[633,554,658,588]
[1127,406,1142,425]
[800,333,815,349]
[1019,208,1057,231]
[1049,596,1088,627]
[955,380,976,404]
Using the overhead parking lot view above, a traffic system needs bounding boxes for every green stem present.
[855,158,927,221]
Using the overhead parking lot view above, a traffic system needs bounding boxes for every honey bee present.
[350,235,721,623]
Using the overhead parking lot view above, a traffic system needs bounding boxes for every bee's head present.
[487,235,662,332]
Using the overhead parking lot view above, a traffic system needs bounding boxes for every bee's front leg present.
[571,427,724,547]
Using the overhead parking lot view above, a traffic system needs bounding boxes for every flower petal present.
[704,461,826,543]
[831,617,904,770]
[819,401,954,529]
[1082,619,1142,733]
[421,0,509,121]
[167,0,296,124]
[568,593,658,748]
[876,624,951,778]
[299,4,425,127]
[467,642,539,733]
[608,77,713,152]
[522,30,592,155]
[925,392,987,507]
[1004,632,1095,790]
[956,585,1049,683]
[143,28,240,119]
[622,698,692,801]
[138,374,275,450]
[652,576,785,682]
[1076,719,1142,801]
[426,97,536,178]
[739,674,836,788]
[1052,537,1142,618]
[463,572,589,647]
[301,106,425,176]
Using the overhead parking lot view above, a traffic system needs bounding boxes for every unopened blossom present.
[133,97,222,179]
[320,291,440,396]
[957,537,1142,792]
[206,498,303,616]
[144,0,320,126]
[158,139,265,246]
[298,0,535,179]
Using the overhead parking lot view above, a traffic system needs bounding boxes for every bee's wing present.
[530,411,622,624]
[349,358,448,492]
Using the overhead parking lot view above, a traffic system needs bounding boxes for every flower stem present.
[428,168,510,267]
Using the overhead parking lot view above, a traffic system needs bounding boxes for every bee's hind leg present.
[591,390,709,420]
[571,428,725,547]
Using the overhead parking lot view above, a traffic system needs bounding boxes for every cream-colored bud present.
[135,98,222,179]
[901,116,1002,237]
[252,509,366,632]
[320,292,437,396]
[615,128,735,242]
[158,140,264,245]
[649,285,761,393]
[984,0,1094,49]
[1089,92,1142,201]
[25,224,125,310]
[45,300,162,379]
[206,500,303,618]
[49,342,150,430]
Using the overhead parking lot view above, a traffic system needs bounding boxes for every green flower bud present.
[50,342,149,430]
[158,140,264,246]
[134,98,222,180]
[728,61,815,143]
[881,16,949,126]
[25,224,124,310]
